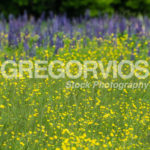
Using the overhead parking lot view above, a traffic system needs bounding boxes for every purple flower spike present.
[54,36,62,55]
[24,41,29,52]
[148,50,150,57]
[119,17,126,33]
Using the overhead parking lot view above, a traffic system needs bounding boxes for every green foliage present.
[1,0,150,17]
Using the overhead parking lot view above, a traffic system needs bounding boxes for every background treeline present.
[1,0,150,18]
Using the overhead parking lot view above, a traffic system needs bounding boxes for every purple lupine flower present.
[135,20,143,35]
[60,14,67,26]
[54,36,62,55]
[113,22,117,38]
[29,44,36,57]
[8,30,14,46]
[148,50,150,56]
[43,31,49,48]
[99,19,106,37]
[64,20,71,34]
[0,36,2,49]
[108,19,114,34]
[49,32,54,47]
[144,16,150,35]
[13,35,18,47]
[22,10,28,23]
[0,23,3,32]
[78,15,83,24]
[86,23,93,39]
[95,28,101,38]
[107,16,118,37]
[25,29,29,36]
[52,16,59,33]
[54,40,59,55]
[70,26,73,39]
[37,34,43,47]
[0,14,6,33]
[34,23,41,34]
[128,24,132,37]
[24,39,29,52]
[92,18,101,38]
[9,14,14,21]
[119,17,126,33]
[8,16,15,46]
[8,15,22,47]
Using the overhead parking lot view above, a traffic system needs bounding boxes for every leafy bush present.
[1,0,150,17]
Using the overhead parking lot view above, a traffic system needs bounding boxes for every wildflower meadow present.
[0,13,149,150]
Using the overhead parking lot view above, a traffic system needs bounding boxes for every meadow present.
[0,13,149,149]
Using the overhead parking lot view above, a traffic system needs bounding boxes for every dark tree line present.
[0,0,150,18]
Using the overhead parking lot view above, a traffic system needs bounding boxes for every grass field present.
[0,15,150,150]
